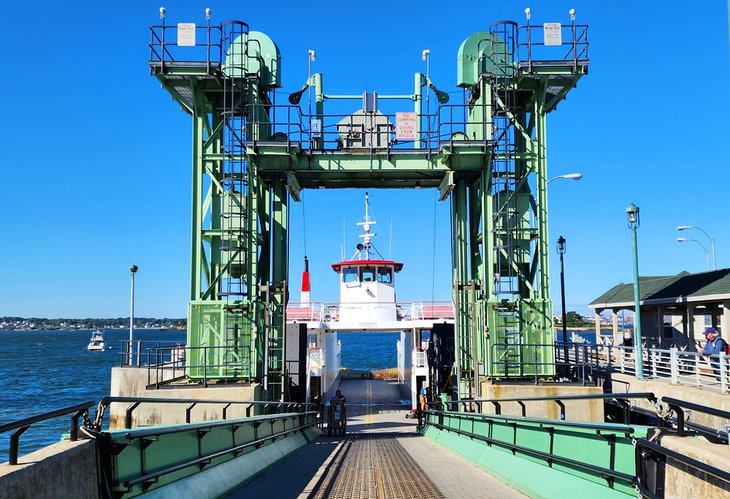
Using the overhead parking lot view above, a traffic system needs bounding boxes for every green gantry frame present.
[148,18,589,400]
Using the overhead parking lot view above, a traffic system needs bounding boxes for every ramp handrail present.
[635,438,730,498]
[96,396,317,430]
[0,400,95,465]
[112,410,318,495]
[456,392,657,422]
[424,409,638,490]
[662,396,730,437]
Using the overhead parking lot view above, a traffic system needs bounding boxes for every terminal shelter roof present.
[590,269,730,309]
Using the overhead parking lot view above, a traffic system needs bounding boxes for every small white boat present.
[87,331,105,351]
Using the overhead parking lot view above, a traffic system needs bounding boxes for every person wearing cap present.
[701,327,727,381]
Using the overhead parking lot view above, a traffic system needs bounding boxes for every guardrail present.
[455,392,657,423]
[0,401,95,465]
[93,396,318,430]
[635,438,730,498]
[110,409,318,497]
[662,396,730,438]
[580,344,730,394]
[424,408,641,494]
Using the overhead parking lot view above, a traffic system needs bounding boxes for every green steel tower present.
[148,13,589,400]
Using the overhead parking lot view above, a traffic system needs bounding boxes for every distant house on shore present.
[589,269,730,350]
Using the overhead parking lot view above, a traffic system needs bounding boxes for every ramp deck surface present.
[227,379,526,498]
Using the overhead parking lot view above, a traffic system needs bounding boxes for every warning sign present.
[396,112,418,141]
[177,23,196,47]
[543,23,562,46]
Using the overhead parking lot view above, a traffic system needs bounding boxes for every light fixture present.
[308,49,316,62]
[557,235,566,254]
[569,8,576,21]
[547,173,583,184]
[626,203,639,227]
[205,7,211,20]
[159,6,166,19]
[525,7,531,21]
[422,49,430,62]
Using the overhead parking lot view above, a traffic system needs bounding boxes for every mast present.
[355,192,377,260]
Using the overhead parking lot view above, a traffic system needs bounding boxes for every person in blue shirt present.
[701,327,727,381]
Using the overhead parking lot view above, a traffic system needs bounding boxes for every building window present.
[377,267,393,283]
[360,266,375,282]
[343,267,358,283]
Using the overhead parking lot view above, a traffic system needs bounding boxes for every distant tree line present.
[554,311,594,328]
[0,317,186,330]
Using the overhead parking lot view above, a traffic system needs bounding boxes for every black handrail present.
[122,413,317,489]
[426,412,634,487]
[433,409,636,434]
[97,396,316,429]
[457,392,656,422]
[635,438,730,498]
[0,401,95,465]
[122,411,318,439]
[662,397,730,437]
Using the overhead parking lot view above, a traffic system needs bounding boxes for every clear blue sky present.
[0,1,727,319]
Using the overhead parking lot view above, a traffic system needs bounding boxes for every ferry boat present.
[286,193,454,408]
[86,331,105,351]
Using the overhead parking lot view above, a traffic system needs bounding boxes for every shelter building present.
[589,269,730,351]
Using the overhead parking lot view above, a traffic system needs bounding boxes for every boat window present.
[343,267,358,283]
[377,267,392,283]
[360,266,376,282]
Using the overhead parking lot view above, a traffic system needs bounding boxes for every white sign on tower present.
[177,23,197,47]
[543,23,562,46]
[395,112,418,141]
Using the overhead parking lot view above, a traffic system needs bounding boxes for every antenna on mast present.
[355,191,377,259]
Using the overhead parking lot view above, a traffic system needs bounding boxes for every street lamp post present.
[129,264,138,366]
[626,204,644,380]
[677,225,716,270]
[677,237,711,271]
[557,236,569,367]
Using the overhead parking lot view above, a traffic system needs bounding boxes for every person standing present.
[702,327,728,381]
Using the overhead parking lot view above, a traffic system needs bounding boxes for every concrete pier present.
[0,440,98,499]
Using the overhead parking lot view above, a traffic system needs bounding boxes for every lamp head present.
[626,203,639,226]
[308,49,315,62]
[569,8,576,21]
[159,6,166,19]
[205,8,211,20]
[130,265,139,273]
[422,49,430,61]
[557,235,566,254]
[524,7,531,21]
[564,173,582,181]
[677,225,691,231]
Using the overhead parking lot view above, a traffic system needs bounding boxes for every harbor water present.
[0,328,601,462]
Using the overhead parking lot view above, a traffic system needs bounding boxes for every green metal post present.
[627,203,644,379]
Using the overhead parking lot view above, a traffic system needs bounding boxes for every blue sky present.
[0,1,728,319]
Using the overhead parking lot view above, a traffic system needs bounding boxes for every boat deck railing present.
[285,300,454,323]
